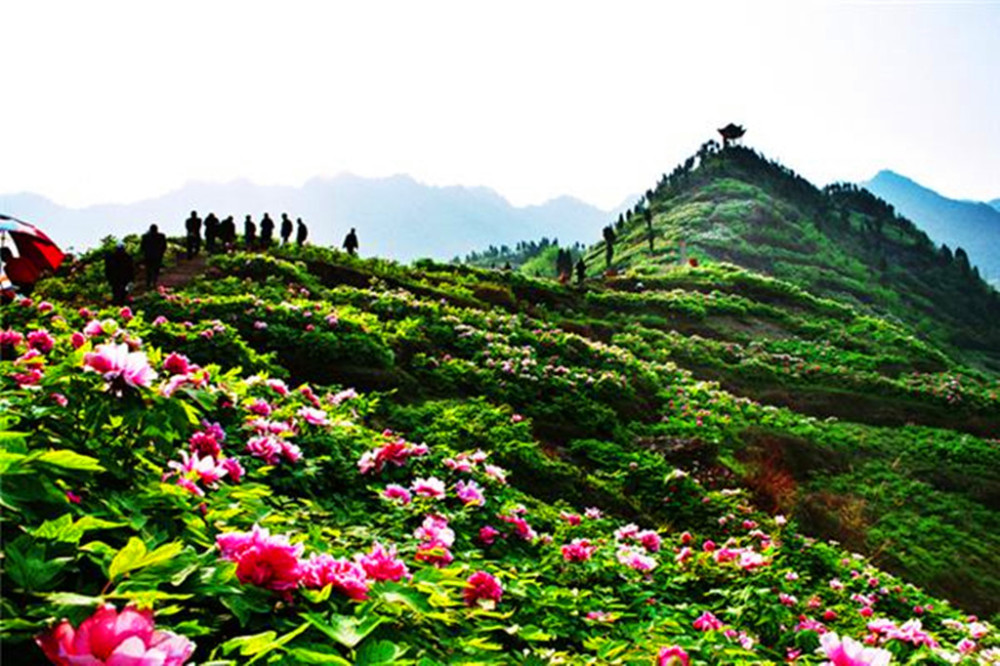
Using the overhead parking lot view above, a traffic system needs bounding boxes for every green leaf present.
[355,639,407,665]
[286,648,352,665]
[33,449,104,472]
[108,537,147,581]
[221,631,277,656]
[302,613,383,650]
[33,515,125,544]
[43,592,103,607]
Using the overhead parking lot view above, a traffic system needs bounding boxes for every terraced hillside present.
[3,175,998,662]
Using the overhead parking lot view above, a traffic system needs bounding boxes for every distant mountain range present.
[862,170,1000,285]
[0,176,626,262]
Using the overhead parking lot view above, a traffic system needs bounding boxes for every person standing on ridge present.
[220,215,236,250]
[104,242,135,305]
[260,213,275,248]
[343,227,359,256]
[204,213,220,254]
[185,210,202,259]
[602,225,616,269]
[296,217,308,246]
[575,257,586,286]
[139,223,167,288]
[280,213,293,246]
[244,215,256,250]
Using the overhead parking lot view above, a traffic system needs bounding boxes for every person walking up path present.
[140,224,167,288]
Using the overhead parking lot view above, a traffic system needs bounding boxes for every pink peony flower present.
[561,538,597,562]
[693,611,724,631]
[119,306,133,321]
[247,398,273,417]
[265,378,289,396]
[584,507,602,520]
[482,464,508,485]
[455,479,485,506]
[300,554,369,600]
[27,329,55,353]
[220,457,245,484]
[414,515,455,547]
[617,546,657,572]
[356,542,410,582]
[328,388,358,405]
[658,645,690,666]
[463,571,503,608]
[411,477,446,499]
[245,435,283,464]
[638,530,662,552]
[819,632,891,666]
[382,484,412,504]
[36,603,195,666]
[478,525,500,545]
[38,300,54,313]
[357,435,429,474]
[83,343,157,389]
[65,490,82,504]
[216,525,303,592]
[50,392,69,407]
[70,332,86,349]
[498,511,537,541]
[163,352,192,376]
[559,511,582,526]
[297,407,329,426]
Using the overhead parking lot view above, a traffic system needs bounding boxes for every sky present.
[3,1,999,211]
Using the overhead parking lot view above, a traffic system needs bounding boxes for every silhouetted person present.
[503,261,512,271]
[204,213,220,254]
[575,258,586,285]
[260,213,275,247]
[140,223,167,288]
[185,210,202,259]
[602,225,616,269]
[104,243,135,305]
[244,215,256,249]
[220,216,236,249]
[296,217,308,246]
[342,227,359,256]
[1,247,40,295]
[280,213,293,246]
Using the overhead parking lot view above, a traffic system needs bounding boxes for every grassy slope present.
[35,241,998,617]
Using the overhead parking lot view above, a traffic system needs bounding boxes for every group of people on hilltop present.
[98,211,362,305]
[184,211,312,259]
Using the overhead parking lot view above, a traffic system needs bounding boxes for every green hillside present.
[585,142,1000,373]
[3,155,1000,662]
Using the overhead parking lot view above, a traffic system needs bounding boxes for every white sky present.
[3,1,999,210]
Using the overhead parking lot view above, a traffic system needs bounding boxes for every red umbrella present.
[0,214,66,274]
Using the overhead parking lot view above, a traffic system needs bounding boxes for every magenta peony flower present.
[216,525,303,593]
[463,571,503,608]
[455,479,485,506]
[482,464,508,485]
[245,435,283,464]
[27,329,55,353]
[70,332,86,349]
[382,484,412,504]
[265,378,289,396]
[559,511,582,526]
[163,352,192,376]
[819,632,891,666]
[247,398,273,417]
[83,343,157,389]
[637,530,662,552]
[478,525,500,545]
[36,603,194,665]
[657,645,690,666]
[300,554,369,600]
[561,538,597,562]
[357,435,429,474]
[119,306,133,321]
[356,542,410,582]
[328,388,357,405]
[693,611,724,631]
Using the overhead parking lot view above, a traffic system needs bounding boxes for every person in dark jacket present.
[260,213,275,248]
[220,216,236,249]
[575,257,586,286]
[140,223,167,288]
[244,215,256,249]
[104,243,135,305]
[185,210,202,259]
[204,213,220,254]
[296,218,308,246]
[280,213,293,246]
[342,228,359,256]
